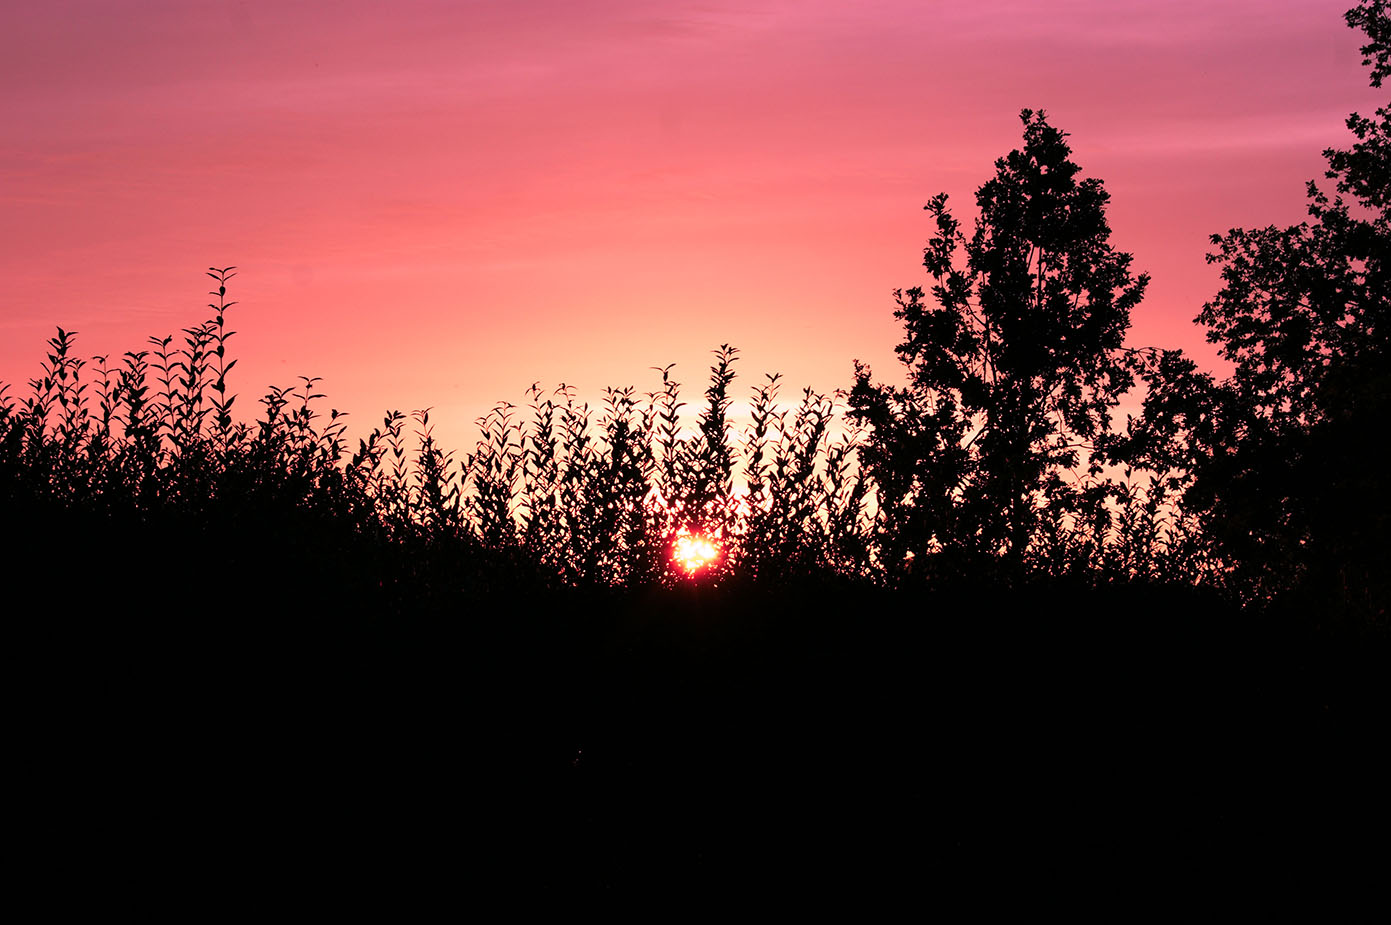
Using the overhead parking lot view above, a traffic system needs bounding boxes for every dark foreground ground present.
[12,552,1387,908]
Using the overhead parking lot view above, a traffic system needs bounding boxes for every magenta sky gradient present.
[2,0,1381,454]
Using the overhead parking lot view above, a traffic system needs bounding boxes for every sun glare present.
[672,528,721,575]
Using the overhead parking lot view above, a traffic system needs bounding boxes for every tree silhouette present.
[1131,1,1389,620]
[850,110,1148,581]
[1212,0,1390,615]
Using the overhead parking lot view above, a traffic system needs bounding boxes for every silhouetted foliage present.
[3,9,1382,621]
[0,276,871,599]
[7,12,1389,891]
[848,110,1185,585]
[1129,0,1390,623]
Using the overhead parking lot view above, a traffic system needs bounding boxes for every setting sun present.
[672,528,722,575]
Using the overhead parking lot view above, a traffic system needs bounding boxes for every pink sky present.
[2,0,1382,455]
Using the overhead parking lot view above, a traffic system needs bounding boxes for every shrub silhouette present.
[0,267,1205,599]
[1,280,877,596]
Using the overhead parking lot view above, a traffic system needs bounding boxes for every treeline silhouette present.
[5,0,1386,902]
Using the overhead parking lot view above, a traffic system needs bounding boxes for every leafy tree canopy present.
[851,109,1149,580]
[1132,0,1390,619]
